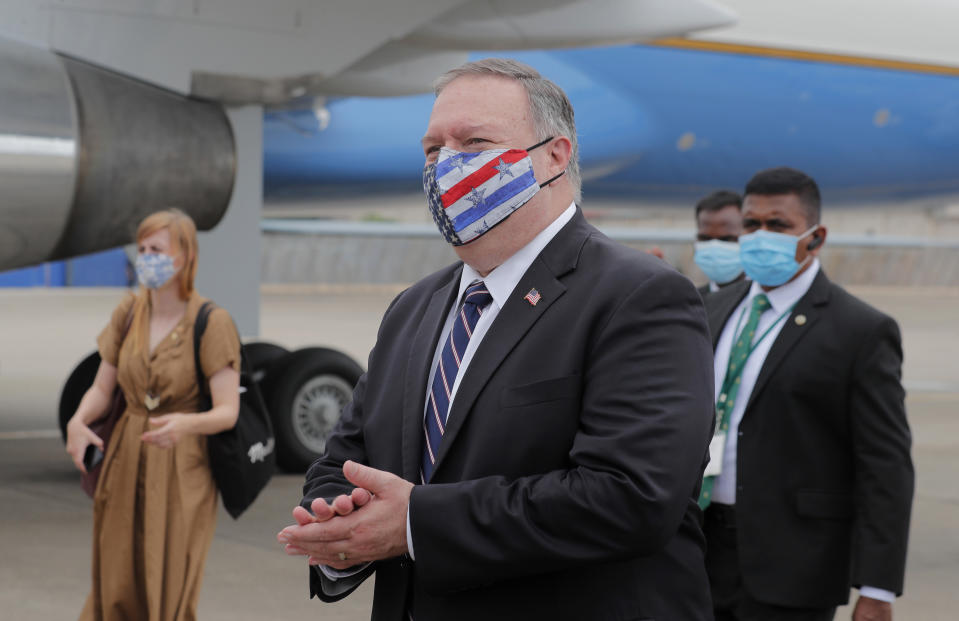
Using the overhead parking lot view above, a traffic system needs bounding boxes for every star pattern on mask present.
[466,187,486,208]
[448,152,470,175]
[494,158,515,180]
[424,164,459,245]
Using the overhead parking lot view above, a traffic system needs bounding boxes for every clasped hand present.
[141,413,190,448]
[277,460,413,570]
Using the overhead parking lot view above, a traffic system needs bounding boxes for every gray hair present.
[434,58,582,202]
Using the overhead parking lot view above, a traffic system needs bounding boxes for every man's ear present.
[548,135,572,177]
[806,226,827,254]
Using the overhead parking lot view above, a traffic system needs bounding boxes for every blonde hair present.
[121,209,199,359]
[136,208,198,300]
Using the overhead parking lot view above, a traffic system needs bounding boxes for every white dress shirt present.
[711,259,820,504]
[407,202,576,559]
[421,203,577,428]
[321,204,576,581]
[709,259,895,603]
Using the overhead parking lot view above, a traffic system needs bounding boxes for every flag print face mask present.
[422,137,564,245]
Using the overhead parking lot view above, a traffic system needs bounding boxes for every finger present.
[292,506,316,526]
[351,487,373,507]
[310,498,335,521]
[282,518,353,544]
[84,428,105,449]
[309,555,354,569]
[284,543,310,556]
[71,450,87,473]
[342,460,394,495]
[330,494,355,516]
[149,415,169,425]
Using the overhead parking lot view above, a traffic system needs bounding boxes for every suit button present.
[737,485,744,492]
[738,431,743,437]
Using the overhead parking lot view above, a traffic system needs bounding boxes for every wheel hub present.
[291,374,353,454]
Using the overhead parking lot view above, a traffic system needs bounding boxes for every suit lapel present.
[401,268,461,482]
[431,209,590,478]
[708,281,750,349]
[743,270,832,415]
[433,259,566,473]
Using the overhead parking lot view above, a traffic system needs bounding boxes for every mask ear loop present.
[525,136,555,152]
[794,225,822,272]
[802,224,823,251]
[525,136,566,188]
[538,169,565,188]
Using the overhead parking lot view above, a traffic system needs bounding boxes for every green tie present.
[699,294,771,509]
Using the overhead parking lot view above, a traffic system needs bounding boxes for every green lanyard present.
[718,300,795,403]
[701,297,797,509]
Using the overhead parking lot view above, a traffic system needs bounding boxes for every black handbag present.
[194,302,275,519]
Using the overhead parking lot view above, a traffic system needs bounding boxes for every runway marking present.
[0,429,61,440]
[904,380,959,394]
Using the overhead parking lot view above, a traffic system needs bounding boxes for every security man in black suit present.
[701,167,914,621]
[693,189,745,297]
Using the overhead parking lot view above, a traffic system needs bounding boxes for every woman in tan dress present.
[65,209,242,621]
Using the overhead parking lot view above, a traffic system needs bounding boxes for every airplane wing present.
[1,0,737,270]
[678,0,959,74]
[1,0,736,103]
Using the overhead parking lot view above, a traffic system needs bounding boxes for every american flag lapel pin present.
[524,288,542,306]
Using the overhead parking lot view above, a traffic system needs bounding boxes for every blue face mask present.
[135,253,177,289]
[739,225,819,287]
[693,240,742,285]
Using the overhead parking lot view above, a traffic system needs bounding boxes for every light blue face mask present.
[739,225,819,287]
[135,253,177,289]
[693,240,743,285]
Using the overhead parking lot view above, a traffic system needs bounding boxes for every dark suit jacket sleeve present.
[410,268,715,592]
[849,315,914,594]
[300,371,378,601]
[300,291,409,601]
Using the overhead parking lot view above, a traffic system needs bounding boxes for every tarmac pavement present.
[1,285,956,619]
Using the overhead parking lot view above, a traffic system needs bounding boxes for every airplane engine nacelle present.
[0,36,235,271]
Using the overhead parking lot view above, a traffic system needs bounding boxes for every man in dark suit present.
[701,167,914,621]
[277,58,716,620]
[693,190,745,297]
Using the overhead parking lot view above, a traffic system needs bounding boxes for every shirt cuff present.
[315,562,372,581]
[406,502,416,561]
[859,586,896,603]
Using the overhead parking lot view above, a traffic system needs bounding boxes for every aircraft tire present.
[266,347,363,472]
[58,351,102,442]
[242,341,289,389]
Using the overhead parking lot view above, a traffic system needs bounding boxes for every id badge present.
[704,432,726,477]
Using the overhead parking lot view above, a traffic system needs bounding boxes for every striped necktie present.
[421,281,493,483]
[699,293,771,509]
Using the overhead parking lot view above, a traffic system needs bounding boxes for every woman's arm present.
[65,361,118,472]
